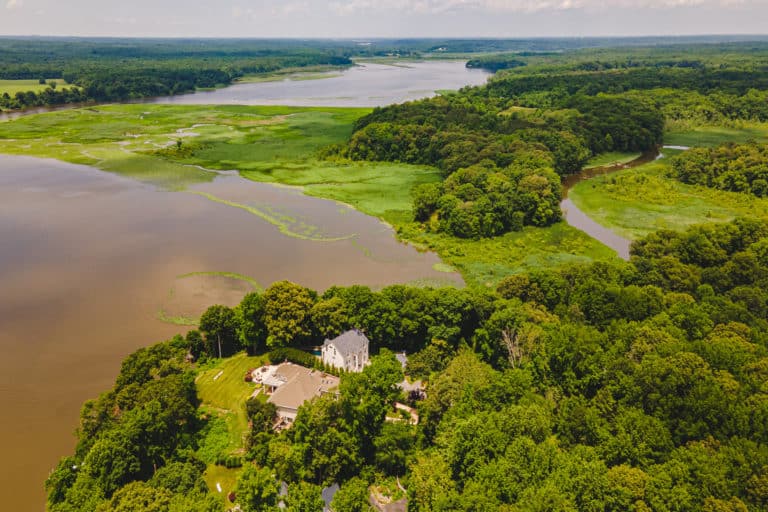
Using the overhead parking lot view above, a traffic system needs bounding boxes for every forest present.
[672,142,768,197]
[45,217,768,511]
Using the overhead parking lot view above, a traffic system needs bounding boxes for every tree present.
[374,422,416,475]
[235,464,279,512]
[285,481,324,512]
[262,281,317,348]
[237,293,267,354]
[330,477,373,512]
[246,397,277,433]
[101,481,172,512]
[199,305,238,358]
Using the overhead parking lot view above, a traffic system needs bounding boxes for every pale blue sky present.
[2,0,767,38]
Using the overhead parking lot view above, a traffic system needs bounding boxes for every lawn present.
[196,353,268,459]
[0,78,70,96]
[203,464,242,508]
[569,155,768,240]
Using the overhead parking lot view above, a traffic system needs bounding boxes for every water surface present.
[560,151,661,260]
[148,61,490,107]
[0,155,461,509]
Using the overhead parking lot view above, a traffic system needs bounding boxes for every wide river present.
[0,61,485,509]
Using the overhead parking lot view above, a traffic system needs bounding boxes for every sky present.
[1,0,768,38]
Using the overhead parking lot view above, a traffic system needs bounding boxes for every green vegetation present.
[584,151,641,169]
[0,38,353,110]
[48,217,768,511]
[0,78,69,95]
[665,123,768,147]
[196,353,268,458]
[570,153,768,240]
[400,222,619,288]
[671,141,768,197]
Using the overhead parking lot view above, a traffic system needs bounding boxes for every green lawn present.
[0,78,70,96]
[203,464,242,507]
[569,155,768,240]
[196,353,268,458]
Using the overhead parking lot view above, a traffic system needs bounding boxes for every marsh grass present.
[398,221,621,288]
[188,190,356,241]
[569,157,768,240]
[665,123,768,147]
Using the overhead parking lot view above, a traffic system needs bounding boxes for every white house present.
[321,329,370,372]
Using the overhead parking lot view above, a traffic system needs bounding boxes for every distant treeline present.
[0,39,353,110]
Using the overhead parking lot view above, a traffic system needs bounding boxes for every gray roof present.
[323,329,369,354]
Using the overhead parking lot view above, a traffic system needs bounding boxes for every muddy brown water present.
[0,155,461,509]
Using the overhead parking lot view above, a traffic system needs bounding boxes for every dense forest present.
[46,217,768,511]
[672,142,768,197]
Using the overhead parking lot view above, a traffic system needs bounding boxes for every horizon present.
[3,1,768,39]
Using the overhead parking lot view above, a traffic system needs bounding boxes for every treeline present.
[671,142,768,197]
[466,55,527,71]
[48,217,768,511]
[0,38,353,110]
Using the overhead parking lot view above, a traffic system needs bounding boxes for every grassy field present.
[0,78,69,96]
[665,122,768,147]
[569,154,768,240]
[196,353,268,458]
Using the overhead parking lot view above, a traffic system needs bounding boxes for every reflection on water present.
[148,61,490,107]
[0,155,461,508]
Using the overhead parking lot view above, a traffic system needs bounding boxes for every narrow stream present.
[559,149,671,261]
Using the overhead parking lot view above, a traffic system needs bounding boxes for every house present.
[252,363,339,425]
[321,329,370,372]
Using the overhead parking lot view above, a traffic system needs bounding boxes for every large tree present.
[199,304,238,358]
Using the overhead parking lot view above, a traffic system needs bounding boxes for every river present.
[148,61,490,107]
[0,60,487,510]
[560,148,683,260]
